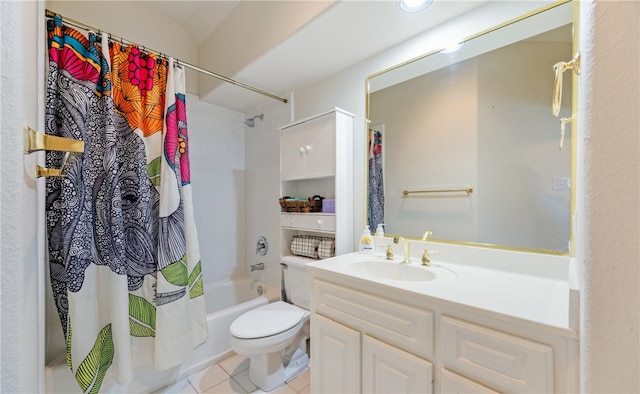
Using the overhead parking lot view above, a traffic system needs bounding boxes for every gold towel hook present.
[552,52,581,117]
[24,126,84,178]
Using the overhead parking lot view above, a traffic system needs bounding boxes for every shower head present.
[244,114,264,128]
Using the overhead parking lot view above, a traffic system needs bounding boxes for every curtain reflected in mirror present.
[368,126,384,233]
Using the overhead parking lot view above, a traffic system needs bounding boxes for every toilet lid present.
[230,301,305,339]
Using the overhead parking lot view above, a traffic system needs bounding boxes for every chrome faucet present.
[393,236,411,263]
[250,262,264,272]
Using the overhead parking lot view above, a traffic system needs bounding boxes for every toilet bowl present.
[230,301,310,392]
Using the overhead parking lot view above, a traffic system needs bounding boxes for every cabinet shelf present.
[281,174,335,182]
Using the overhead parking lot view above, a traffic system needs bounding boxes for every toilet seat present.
[230,301,305,339]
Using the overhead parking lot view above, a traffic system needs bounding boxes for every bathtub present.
[45,278,278,394]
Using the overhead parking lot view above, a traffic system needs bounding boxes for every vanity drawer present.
[313,280,434,358]
[281,213,336,232]
[441,316,554,393]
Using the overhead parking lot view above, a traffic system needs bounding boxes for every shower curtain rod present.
[45,9,288,104]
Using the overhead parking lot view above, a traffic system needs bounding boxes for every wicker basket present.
[279,195,323,213]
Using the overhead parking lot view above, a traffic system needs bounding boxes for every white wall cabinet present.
[310,277,578,394]
[281,113,336,180]
[279,108,354,263]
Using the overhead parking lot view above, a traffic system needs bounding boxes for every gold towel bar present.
[24,126,84,154]
[402,188,474,196]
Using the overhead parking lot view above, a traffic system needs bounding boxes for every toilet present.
[229,259,311,392]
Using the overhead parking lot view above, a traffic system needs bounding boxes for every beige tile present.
[230,369,258,394]
[188,364,231,393]
[152,378,198,394]
[298,384,311,394]
[273,384,297,394]
[202,378,248,394]
[219,353,251,376]
[286,368,310,393]
[250,383,296,394]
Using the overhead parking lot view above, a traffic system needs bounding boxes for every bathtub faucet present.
[251,262,265,272]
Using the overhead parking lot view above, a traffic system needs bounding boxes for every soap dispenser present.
[359,227,375,254]
[375,223,385,236]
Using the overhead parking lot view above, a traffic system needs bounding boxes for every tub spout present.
[251,262,265,272]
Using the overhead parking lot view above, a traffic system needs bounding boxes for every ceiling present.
[140,0,489,113]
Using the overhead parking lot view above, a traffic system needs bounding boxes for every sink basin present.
[348,260,438,282]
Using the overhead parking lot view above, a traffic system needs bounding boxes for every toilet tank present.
[282,257,312,310]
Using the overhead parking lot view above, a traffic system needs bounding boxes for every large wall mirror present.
[366,1,575,253]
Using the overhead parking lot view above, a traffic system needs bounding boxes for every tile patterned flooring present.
[155,353,310,394]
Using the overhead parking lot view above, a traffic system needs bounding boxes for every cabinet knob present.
[299,147,305,154]
[305,145,311,152]
[316,220,322,226]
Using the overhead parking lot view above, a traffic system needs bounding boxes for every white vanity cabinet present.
[311,279,434,394]
[309,274,579,394]
[278,108,354,261]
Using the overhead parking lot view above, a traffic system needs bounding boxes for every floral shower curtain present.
[46,16,207,393]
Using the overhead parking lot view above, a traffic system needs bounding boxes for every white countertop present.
[307,250,576,337]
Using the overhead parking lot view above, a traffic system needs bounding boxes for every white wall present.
[187,96,246,285]
[243,97,294,289]
[1,1,44,393]
[476,40,571,250]
[577,1,640,392]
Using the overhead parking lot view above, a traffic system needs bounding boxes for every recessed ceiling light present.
[399,0,433,13]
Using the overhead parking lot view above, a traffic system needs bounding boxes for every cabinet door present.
[311,314,360,394]
[363,335,433,394]
[304,113,336,178]
[281,123,307,180]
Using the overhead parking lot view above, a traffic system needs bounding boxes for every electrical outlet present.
[552,176,571,191]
